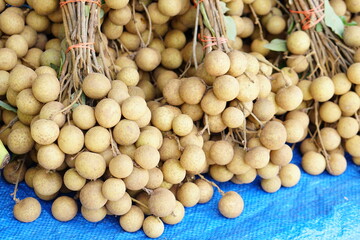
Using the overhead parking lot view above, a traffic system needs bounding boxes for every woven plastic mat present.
[1,146,360,240]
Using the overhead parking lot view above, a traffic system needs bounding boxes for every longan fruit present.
[332,73,352,94]
[162,78,184,106]
[200,89,227,116]
[343,26,360,47]
[209,164,234,182]
[0,70,9,95]
[146,168,164,189]
[39,101,65,127]
[123,166,149,191]
[51,196,78,222]
[101,178,126,202]
[151,106,175,132]
[283,119,305,143]
[57,125,84,155]
[286,110,310,129]
[221,107,245,129]
[24,167,38,188]
[161,48,183,69]
[234,167,257,184]
[13,197,41,223]
[134,145,160,170]
[319,127,341,151]
[310,76,335,102]
[75,152,106,180]
[119,205,144,233]
[176,182,200,207]
[31,119,59,145]
[149,188,176,217]
[142,216,164,239]
[327,153,347,176]
[7,128,34,155]
[204,50,231,77]
[252,98,276,122]
[338,91,360,116]
[257,74,272,98]
[148,2,170,25]
[260,175,281,194]
[300,138,318,155]
[63,168,86,191]
[32,74,60,103]
[37,144,65,170]
[212,75,240,101]
[279,163,301,187]
[179,77,206,105]
[236,73,260,102]
[3,160,27,184]
[301,151,326,175]
[121,96,147,121]
[319,102,341,123]
[266,15,286,35]
[0,10,24,35]
[345,135,360,157]
[135,47,161,72]
[6,34,28,58]
[108,5,131,26]
[257,162,280,179]
[226,146,251,174]
[72,105,96,130]
[209,140,234,166]
[245,146,270,169]
[227,50,247,77]
[112,119,140,146]
[270,144,293,166]
[337,117,359,139]
[286,55,309,73]
[164,29,186,49]
[239,17,255,38]
[82,73,111,99]
[84,126,111,153]
[287,31,311,55]
[260,121,287,150]
[106,192,132,216]
[180,144,206,174]
[94,98,121,128]
[136,126,163,149]
[116,67,139,87]
[193,179,214,204]
[16,88,43,115]
[80,180,107,211]
[33,169,62,196]
[218,191,244,218]
[159,138,181,161]
[81,206,107,223]
[172,114,193,137]
[275,85,303,111]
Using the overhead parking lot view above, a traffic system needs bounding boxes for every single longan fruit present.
[275,85,303,111]
[319,102,341,123]
[210,165,234,182]
[218,191,244,218]
[3,160,27,184]
[279,163,301,187]
[179,77,206,105]
[63,168,86,191]
[121,96,147,121]
[257,162,280,179]
[210,140,234,166]
[108,6,131,26]
[159,138,182,161]
[151,106,175,132]
[31,119,59,145]
[163,78,184,106]
[13,197,41,223]
[180,144,206,174]
[80,180,107,210]
[245,146,270,169]
[39,101,66,127]
[227,146,251,175]
[85,126,111,153]
[319,127,341,151]
[134,145,160,170]
[0,10,25,35]
[222,107,245,128]
[95,98,121,128]
[81,206,107,223]
[234,168,257,184]
[194,179,214,204]
[102,178,126,202]
[236,73,260,102]
[123,166,149,191]
[227,50,247,77]
[57,125,84,155]
[260,121,287,150]
[343,26,360,47]
[105,0,128,9]
[37,144,65,170]
[287,31,311,55]
[32,74,60,103]
[200,90,227,116]
[6,34,28,58]
[82,73,111,99]
[204,50,231,77]
[326,153,347,176]
[176,182,200,207]
[72,105,96,130]
[337,117,359,139]
[116,67,139,87]
[172,114,193,137]
[149,188,176,218]
[270,144,293,166]
[239,17,255,38]
[75,152,106,180]
[252,98,276,122]
[33,169,62,196]
[135,47,161,72]
[158,0,182,16]
[345,135,360,157]
[164,29,186,49]
[16,88,43,115]
[161,200,184,225]
[25,167,38,188]
[213,75,240,101]
[266,15,286,35]
[300,138,318,155]
[261,176,282,193]
[7,128,34,155]
[113,119,140,146]
[301,151,326,175]
[332,73,352,94]
[338,91,360,116]
[250,38,270,56]
[119,205,144,233]
[136,126,163,149]
[51,196,78,222]
[106,192,132,216]
[286,55,309,73]
[310,76,335,102]
[283,119,305,143]
[143,216,164,239]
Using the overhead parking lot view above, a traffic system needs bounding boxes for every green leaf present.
[324,0,344,38]
[264,39,288,52]
[224,16,236,41]
[339,16,357,26]
[85,5,90,17]
[80,93,87,105]
[287,19,296,34]
[200,3,215,36]
[0,100,17,113]
[99,8,104,19]
[316,23,323,32]
[50,63,60,75]
[219,1,229,14]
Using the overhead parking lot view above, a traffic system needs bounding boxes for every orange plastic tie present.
[289,2,325,30]
[60,0,101,7]
[192,0,204,8]
[66,42,95,53]
[198,34,228,49]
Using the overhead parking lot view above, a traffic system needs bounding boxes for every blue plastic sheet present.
[1,147,360,240]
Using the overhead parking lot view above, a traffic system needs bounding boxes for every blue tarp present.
[1,147,360,240]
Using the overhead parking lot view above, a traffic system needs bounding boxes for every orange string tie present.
[289,2,325,30]
[66,42,95,53]
[198,34,228,49]
[192,0,204,8]
[60,0,101,8]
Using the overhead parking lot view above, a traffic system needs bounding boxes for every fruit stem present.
[197,173,225,196]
